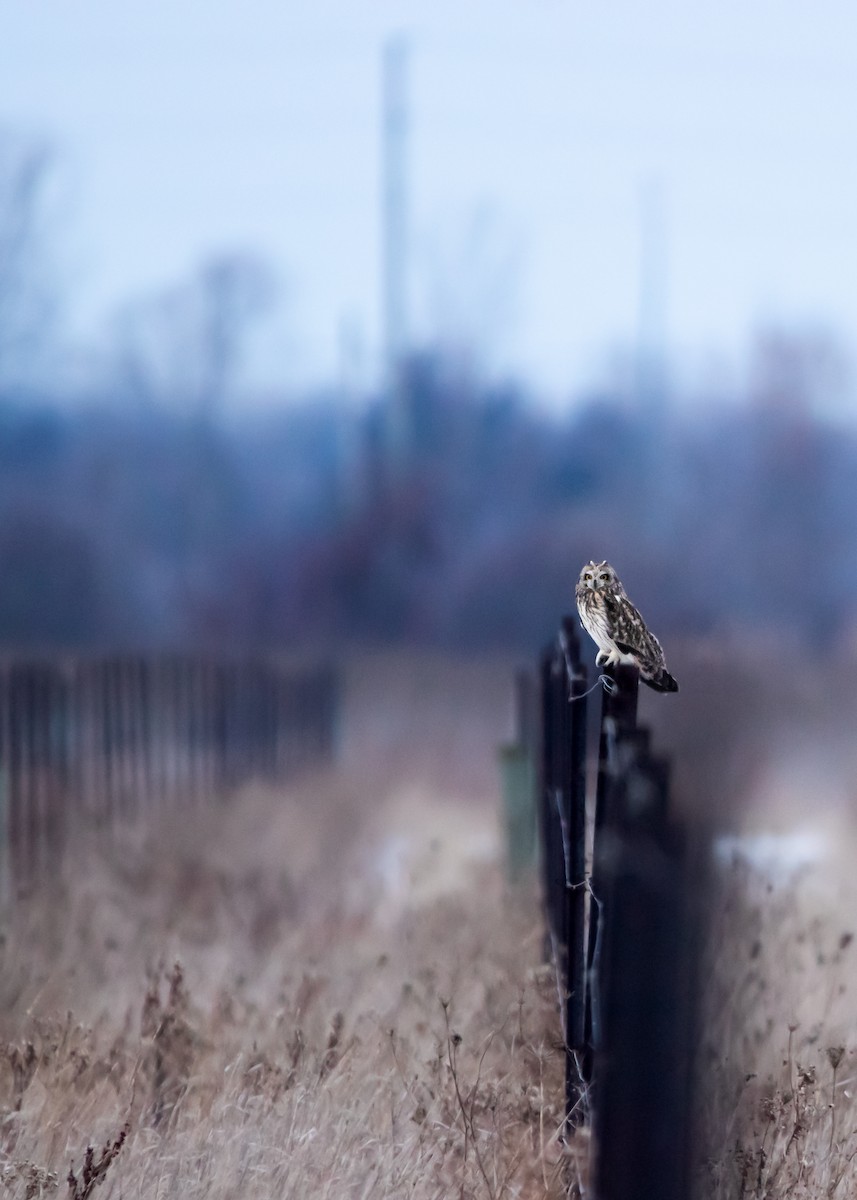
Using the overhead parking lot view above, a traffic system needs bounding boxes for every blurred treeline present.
[1,350,854,654]
[1,133,855,654]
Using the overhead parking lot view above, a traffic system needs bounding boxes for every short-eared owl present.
[575,560,678,693]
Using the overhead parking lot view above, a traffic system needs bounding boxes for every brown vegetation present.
[699,823,857,1198]
[1,650,856,1199]
[0,653,574,1200]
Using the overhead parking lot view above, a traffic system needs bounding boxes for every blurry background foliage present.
[0,93,854,656]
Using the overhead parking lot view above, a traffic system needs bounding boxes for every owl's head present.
[578,560,620,592]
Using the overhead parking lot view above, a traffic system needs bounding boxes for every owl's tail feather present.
[643,668,679,693]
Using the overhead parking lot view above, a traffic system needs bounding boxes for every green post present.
[498,741,537,882]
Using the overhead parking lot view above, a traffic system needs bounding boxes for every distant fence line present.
[0,655,338,903]
[509,617,705,1200]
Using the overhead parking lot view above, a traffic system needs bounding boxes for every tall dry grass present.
[0,872,571,1199]
[0,653,575,1200]
[2,646,857,1199]
[697,851,857,1200]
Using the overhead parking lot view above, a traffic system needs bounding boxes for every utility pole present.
[382,35,409,386]
[636,178,667,407]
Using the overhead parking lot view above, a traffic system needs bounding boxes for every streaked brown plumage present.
[575,560,678,693]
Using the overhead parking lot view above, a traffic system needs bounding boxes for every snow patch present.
[714,828,829,879]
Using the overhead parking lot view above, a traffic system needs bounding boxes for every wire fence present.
[531,615,706,1200]
[0,655,338,905]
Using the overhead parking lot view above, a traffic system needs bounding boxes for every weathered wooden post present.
[21,667,39,888]
[32,667,50,877]
[276,674,287,778]
[0,662,10,910]
[7,666,25,894]
[134,657,153,817]
[72,660,91,824]
[499,668,538,882]
[582,662,639,1088]
[44,663,70,872]
[212,662,228,798]
[592,738,698,1200]
[560,616,588,1128]
[197,659,216,805]
[225,662,242,790]
[261,665,276,781]
[537,619,591,1130]
[538,645,563,965]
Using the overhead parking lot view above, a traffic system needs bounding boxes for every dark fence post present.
[44,663,69,873]
[559,616,589,1129]
[18,667,38,891]
[0,663,9,910]
[592,737,698,1200]
[534,625,705,1198]
[537,616,590,1132]
[582,662,639,1089]
[538,646,563,966]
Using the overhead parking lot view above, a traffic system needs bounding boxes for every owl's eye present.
[583,573,591,581]
[600,573,610,581]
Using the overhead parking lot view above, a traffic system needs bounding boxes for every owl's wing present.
[613,638,639,656]
[605,594,664,665]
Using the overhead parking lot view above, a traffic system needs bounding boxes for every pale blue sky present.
[2,0,857,402]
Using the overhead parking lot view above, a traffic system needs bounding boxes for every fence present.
[0,654,338,904]
[534,615,704,1200]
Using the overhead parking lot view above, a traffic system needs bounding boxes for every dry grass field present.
[0,653,573,1200]
[697,832,857,1200]
[675,647,857,1200]
[2,645,857,1200]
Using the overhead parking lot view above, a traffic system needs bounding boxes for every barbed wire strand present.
[558,628,616,700]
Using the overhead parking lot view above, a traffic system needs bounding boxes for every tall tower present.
[382,35,409,388]
[636,178,667,406]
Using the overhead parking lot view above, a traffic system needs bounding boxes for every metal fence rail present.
[0,655,338,903]
[536,616,703,1200]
